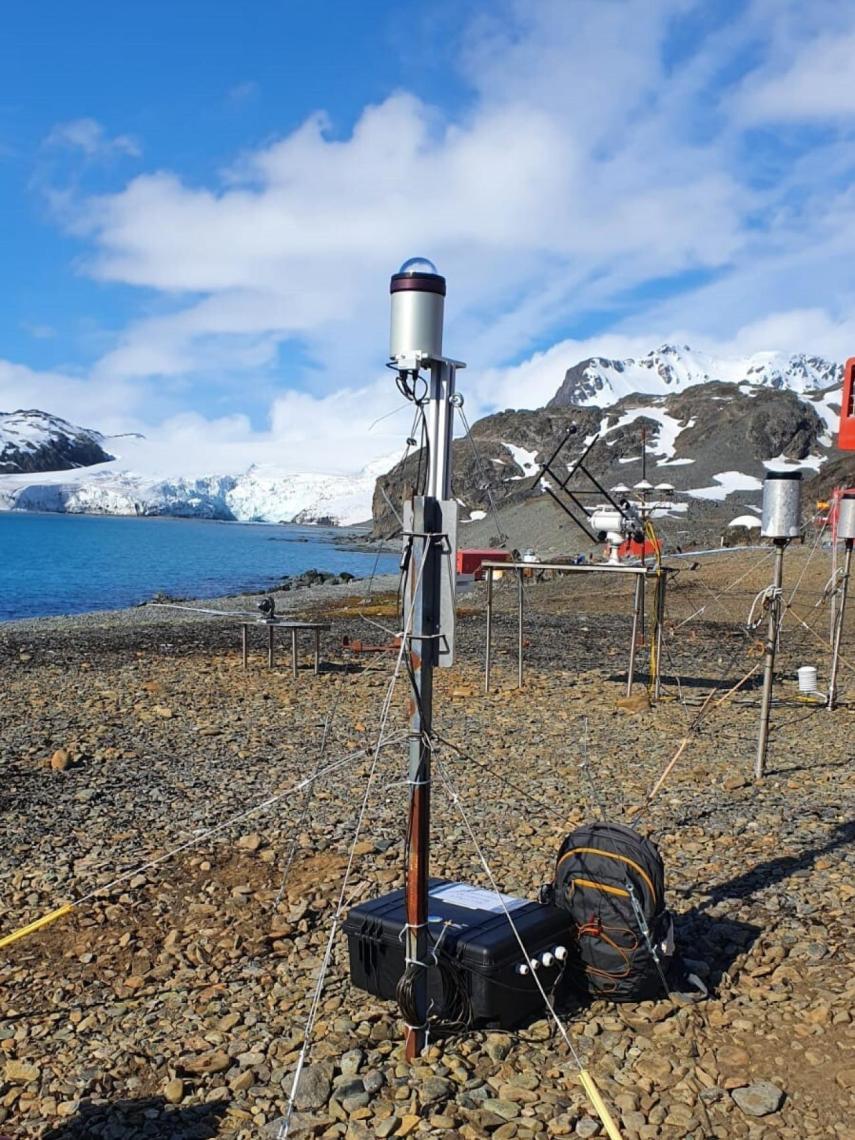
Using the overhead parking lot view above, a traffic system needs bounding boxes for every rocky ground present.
[1,546,853,1139]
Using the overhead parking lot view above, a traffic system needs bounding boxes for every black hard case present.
[343,879,574,1028]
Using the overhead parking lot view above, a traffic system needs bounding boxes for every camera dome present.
[398,256,439,275]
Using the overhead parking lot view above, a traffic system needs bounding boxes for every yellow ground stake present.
[579,1069,624,1140]
[0,903,74,949]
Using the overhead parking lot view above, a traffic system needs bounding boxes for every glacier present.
[0,429,396,526]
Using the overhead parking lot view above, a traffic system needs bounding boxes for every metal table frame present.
[239,620,331,676]
[481,561,673,697]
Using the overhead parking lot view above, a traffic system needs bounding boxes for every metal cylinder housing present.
[389,260,445,362]
[839,492,855,540]
[761,470,802,539]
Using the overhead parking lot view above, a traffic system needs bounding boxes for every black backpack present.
[542,821,674,1002]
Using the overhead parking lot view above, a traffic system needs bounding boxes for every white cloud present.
[45,117,141,158]
[0,359,141,434]
[737,20,855,122]
[8,2,855,482]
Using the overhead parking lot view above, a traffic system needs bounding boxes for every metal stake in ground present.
[828,492,855,709]
[828,537,852,709]
[389,257,462,1059]
[755,538,787,778]
[755,469,802,778]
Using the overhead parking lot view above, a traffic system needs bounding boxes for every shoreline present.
[0,571,401,635]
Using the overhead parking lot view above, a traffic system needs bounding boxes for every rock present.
[485,1033,513,1062]
[179,1050,232,1076]
[615,693,649,714]
[236,832,262,852]
[575,1120,601,1138]
[419,1076,453,1105]
[164,1078,184,1104]
[396,1116,421,1136]
[375,1118,400,1138]
[293,1064,332,1111]
[5,1060,39,1083]
[716,1044,751,1069]
[340,1048,364,1076]
[481,1098,520,1120]
[732,1081,785,1117]
[363,1069,385,1095]
[50,748,71,771]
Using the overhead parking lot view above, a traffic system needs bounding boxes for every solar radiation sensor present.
[389,256,446,365]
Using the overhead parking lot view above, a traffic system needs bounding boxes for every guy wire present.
[278,534,434,1138]
[458,402,509,546]
[434,753,625,1140]
[272,667,350,912]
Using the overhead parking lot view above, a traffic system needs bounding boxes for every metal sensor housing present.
[761,470,803,539]
[839,491,855,541]
[389,257,445,364]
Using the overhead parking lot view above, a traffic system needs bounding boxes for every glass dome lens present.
[398,256,439,275]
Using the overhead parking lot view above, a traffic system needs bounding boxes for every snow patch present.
[503,443,539,479]
[687,471,764,501]
[601,406,691,462]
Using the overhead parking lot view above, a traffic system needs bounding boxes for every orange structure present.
[618,534,661,560]
[840,357,855,450]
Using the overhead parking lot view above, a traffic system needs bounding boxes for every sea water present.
[0,512,397,622]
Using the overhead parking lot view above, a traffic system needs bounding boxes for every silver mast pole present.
[828,539,853,710]
[755,539,786,779]
[390,258,461,1060]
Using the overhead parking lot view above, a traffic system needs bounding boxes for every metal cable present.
[457,402,509,545]
[277,538,433,1138]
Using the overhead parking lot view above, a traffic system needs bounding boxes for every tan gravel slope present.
[1,548,853,1139]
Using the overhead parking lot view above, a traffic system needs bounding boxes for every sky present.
[2,0,855,475]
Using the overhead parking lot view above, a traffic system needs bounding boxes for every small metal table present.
[480,560,676,696]
[239,620,332,676]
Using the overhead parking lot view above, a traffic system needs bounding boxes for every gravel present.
[1,547,853,1138]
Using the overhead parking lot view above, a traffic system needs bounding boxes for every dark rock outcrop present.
[0,410,113,474]
[372,383,831,537]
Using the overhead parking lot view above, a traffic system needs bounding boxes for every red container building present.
[840,358,855,451]
[457,549,510,580]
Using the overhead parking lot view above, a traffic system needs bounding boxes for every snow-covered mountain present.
[0,409,114,474]
[0,421,393,526]
[548,344,841,408]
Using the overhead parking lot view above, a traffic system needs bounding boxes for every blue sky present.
[2,0,855,472]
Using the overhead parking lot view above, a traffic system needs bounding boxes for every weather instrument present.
[755,469,803,778]
[345,260,576,1058]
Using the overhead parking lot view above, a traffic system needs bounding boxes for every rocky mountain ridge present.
[549,344,841,408]
[372,343,848,539]
[0,409,114,474]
